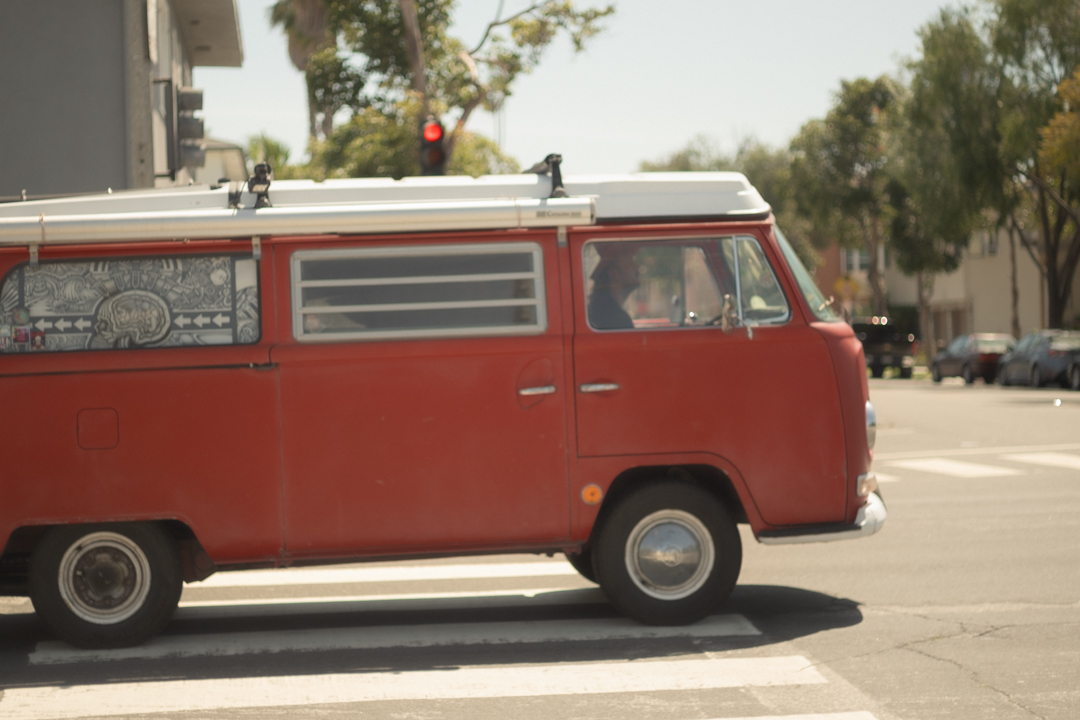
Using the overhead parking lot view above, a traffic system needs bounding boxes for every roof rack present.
[0,167,770,248]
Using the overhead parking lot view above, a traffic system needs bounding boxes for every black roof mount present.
[524,153,568,199]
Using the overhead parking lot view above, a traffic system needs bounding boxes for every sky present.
[195,0,959,174]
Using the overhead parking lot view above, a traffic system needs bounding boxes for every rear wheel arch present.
[2,519,214,596]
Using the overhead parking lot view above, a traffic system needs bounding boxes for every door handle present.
[518,385,557,396]
[579,383,620,393]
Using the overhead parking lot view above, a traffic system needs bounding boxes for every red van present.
[0,165,884,648]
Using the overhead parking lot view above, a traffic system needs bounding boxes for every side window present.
[0,256,260,353]
[946,336,967,354]
[583,235,789,331]
[291,242,547,342]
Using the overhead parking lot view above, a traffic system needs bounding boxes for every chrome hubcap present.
[58,532,151,625]
[625,510,714,600]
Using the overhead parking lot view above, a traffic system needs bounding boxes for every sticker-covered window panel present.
[293,243,546,342]
[0,256,260,353]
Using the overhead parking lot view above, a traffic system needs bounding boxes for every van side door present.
[273,231,571,557]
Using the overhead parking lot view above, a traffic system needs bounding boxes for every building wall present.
[880,227,1079,350]
[0,0,129,197]
[0,0,210,199]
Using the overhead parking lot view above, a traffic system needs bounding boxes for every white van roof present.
[0,172,770,247]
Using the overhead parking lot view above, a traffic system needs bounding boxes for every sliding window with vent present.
[291,242,548,342]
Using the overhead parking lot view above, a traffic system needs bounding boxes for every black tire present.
[899,367,913,379]
[1071,366,1080,392]
[1030,364,1043,388]
[563,548,597,583]
[962,365,975,384]
[931,364,942,383]
[28,523,182,649]
[870,365,885,379]
[593,482,741,626]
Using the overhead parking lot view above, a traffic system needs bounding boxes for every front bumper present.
[757,491,887,545]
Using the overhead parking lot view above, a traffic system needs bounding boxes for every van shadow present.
[4,584,864,688]
[725,583,864,641]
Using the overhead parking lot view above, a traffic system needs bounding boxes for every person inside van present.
[588,246,640,330]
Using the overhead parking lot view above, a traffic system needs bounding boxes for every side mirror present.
[720,294,753,339]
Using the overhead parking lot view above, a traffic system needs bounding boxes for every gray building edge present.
[0,0,241,200]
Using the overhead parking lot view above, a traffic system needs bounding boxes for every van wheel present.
[28,523,182,649]
[1030,365,1043,388]
[931,364,942,383]
[899,367,913,379]
[593,483,741,626]
[962,365,975,384]
[564,549,597,583]
[870,365,885,379]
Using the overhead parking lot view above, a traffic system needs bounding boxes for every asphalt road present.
[1,377,1077,720]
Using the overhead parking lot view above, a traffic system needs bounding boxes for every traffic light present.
[176,87,205,169]
[419,118,446,175]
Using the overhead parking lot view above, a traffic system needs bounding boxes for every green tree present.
[305,95,518,179]
[894,13,997,344]
[303,0,613,175]
[270,0,338,140]
[910,1,1080,328]
[789,77,898,315]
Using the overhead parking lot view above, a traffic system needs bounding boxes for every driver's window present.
[947,336,966,354]
[584,239,733,330]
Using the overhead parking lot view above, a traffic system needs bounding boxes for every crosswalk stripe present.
[875,441,1080,461]
[29,613,761,665]
[0,656,826,718]
[701,715,878,720]
[887,457,1021,478]
[1000,452,1080,471]
[192,561,578,588]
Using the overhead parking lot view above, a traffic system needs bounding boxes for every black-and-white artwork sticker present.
[0,256,260,353]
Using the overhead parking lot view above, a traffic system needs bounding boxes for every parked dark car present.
[998,330,1080,388]
[852,317,917,378]
[931,333,1016,384]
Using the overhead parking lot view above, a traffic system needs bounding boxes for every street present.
[1,378,1078,720]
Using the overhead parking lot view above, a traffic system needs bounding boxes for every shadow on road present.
[0,584,863,689]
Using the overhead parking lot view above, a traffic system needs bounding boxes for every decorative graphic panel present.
[0,256,260,353]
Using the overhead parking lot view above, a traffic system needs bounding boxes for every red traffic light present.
[423,122,443,142]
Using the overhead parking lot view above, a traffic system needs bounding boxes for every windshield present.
[773,225,839,322]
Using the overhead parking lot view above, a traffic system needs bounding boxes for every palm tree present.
[270,0,333,140]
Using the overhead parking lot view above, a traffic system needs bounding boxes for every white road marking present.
[875,442,1080,461]
[887,458,1021,478]
[701,714,878,720]
[0,656,825,718]
[1000,452,1080,471]
[29,613,761,665]
[873,472,901,483]
[192,561,578,588]
[875,427,915,436]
